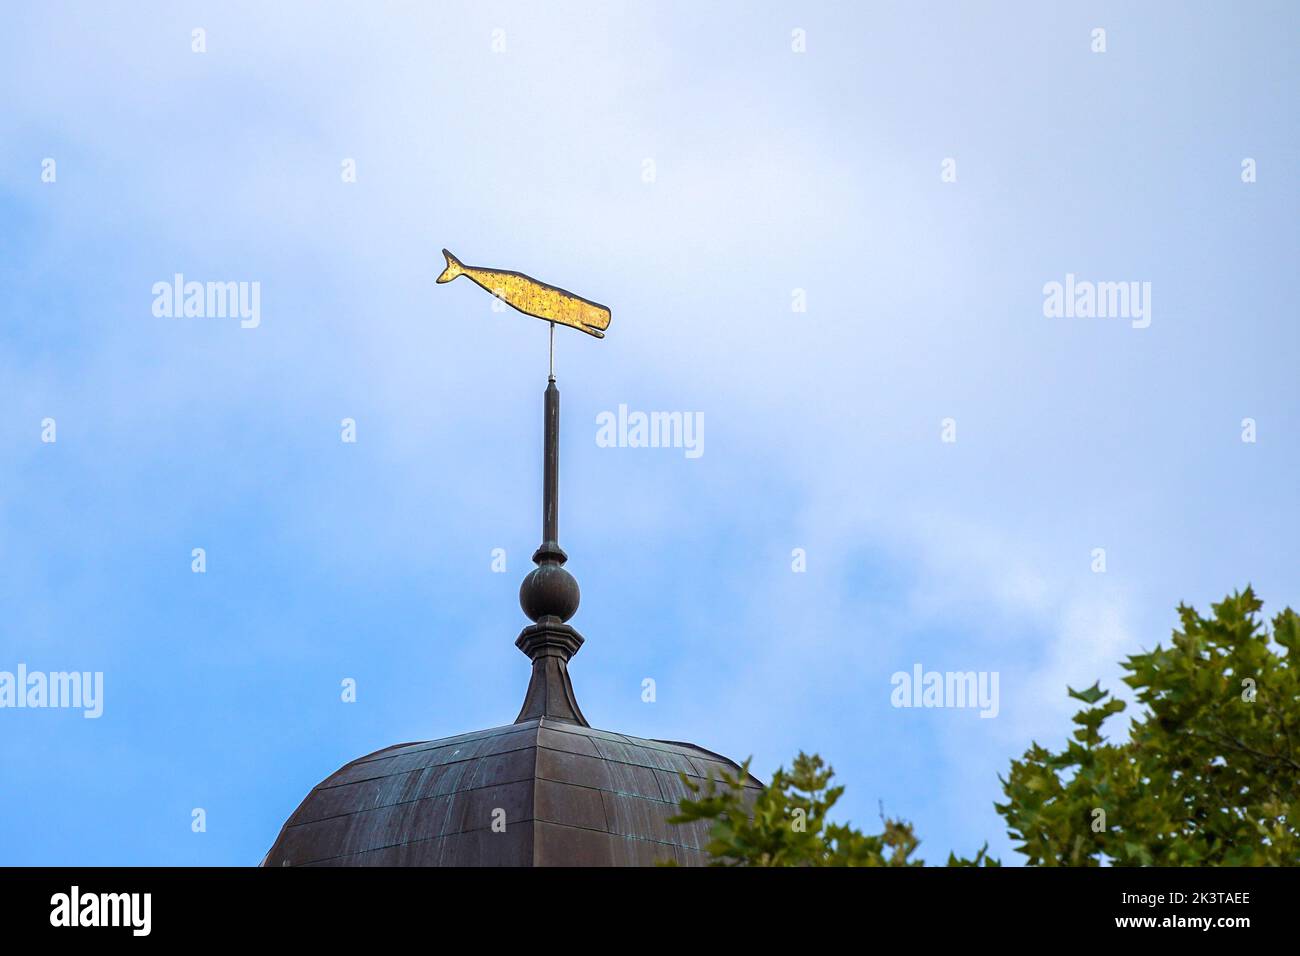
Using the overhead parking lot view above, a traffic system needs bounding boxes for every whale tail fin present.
[436,249,466,284]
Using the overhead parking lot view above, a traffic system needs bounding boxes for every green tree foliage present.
[668,751,997,866]
[998,588,1299,866]
[677,589,1297,866]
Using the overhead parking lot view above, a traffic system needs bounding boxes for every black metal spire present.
[514,334,589,726]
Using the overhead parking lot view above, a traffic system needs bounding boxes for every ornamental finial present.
[437,250,612,726]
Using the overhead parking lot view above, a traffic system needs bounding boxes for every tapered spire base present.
[514,622,588,726]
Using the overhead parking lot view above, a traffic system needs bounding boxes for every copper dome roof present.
[264,718,761,867]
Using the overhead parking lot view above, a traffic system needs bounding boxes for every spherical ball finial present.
[520,562,580,623]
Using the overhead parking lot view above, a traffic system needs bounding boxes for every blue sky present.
[1,2,1296,865]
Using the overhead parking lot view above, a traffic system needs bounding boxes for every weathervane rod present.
[541,371,559,550]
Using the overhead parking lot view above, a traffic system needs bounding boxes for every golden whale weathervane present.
[437,249,611,340]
